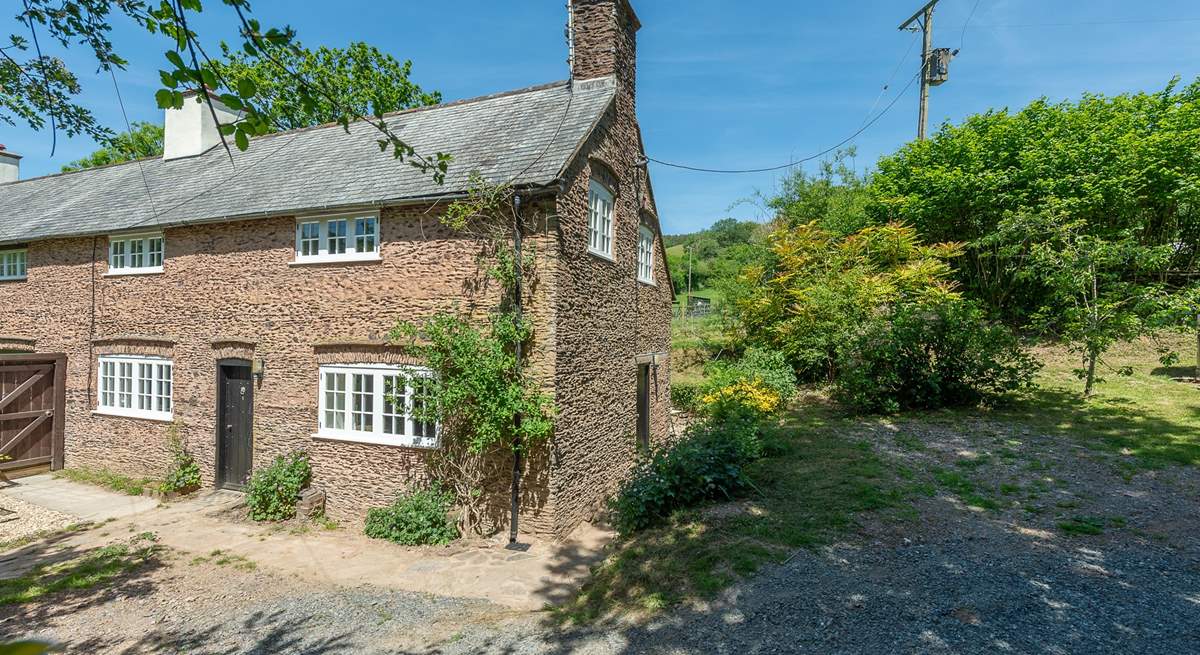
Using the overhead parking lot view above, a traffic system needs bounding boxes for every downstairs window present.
[96,355,173,421]
[317,364,438,448]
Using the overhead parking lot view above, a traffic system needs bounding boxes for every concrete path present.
[0,473,159,523]
[6,487,613,610]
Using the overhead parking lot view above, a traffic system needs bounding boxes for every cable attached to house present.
[647,69,920,175]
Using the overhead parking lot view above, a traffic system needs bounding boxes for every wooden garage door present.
[0,353,66,474]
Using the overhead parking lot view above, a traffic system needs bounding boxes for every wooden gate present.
[0,353,66,476]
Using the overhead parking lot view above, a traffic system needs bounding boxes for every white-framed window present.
[0,248,27,281]
[316,364,438,448]
[107,233,164,275]
[637,226,655,284]
[294,213,380,264]
[96,355,173,421]
[588,179,614,259]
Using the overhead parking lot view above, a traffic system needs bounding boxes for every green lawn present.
[984,335,1200,469]
[564,335,1200,621]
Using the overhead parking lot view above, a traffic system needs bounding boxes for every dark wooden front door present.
[217,362,253,490]
[636,363,651,452]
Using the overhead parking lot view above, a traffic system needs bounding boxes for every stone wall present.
[0,206,562,532]
[548,0,674,537]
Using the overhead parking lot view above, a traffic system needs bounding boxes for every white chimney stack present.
[0,146,20,184]
[163,90,241,161]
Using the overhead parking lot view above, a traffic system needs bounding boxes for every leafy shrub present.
[669,381,704,413]
[728,221,963,380]
[609,416,761,535]
[364,483,459,546]
[834,299,1040,413]
[159,427,201,494]
[246,452,312,522]
[699,348,797,420]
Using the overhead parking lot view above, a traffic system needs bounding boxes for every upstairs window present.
[97,355,173,421]
[637,226,655,284]
[108,234,164,275]
[0,248,27,281]
[317,364,439,448]
[588,180,614,259]
[295,213,380,264]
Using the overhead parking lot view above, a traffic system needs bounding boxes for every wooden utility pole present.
[899,0,941,140]
[685,245,693,320]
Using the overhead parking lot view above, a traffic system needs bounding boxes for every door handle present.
[225,424,233,430]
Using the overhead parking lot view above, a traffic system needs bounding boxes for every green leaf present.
[154,89,175,109]
[218,94,244,111]
[158,70,178,89]
[237,78,258,99]
[235,129,250,151]
[164,50,185,70]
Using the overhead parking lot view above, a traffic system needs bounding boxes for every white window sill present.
[92,408,173,423]
[588,248,615,263]
[289,254,382,267]
[638,277,656,287]
[104,267,164,278]
[313,431,439,450]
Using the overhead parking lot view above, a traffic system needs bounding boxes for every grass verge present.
[0,533,160,604]
[54,467,159,496]
[559,406,916,622]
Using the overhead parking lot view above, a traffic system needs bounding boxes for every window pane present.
[109,240,125,268]
[383,375,405,435]
[351,374,374,433]
[157,364,173,413]
[138,363,153,410]
[130,239,145,269]
[324,372,346,430]
[148,238,164,267]
[300,222,320,257]
[328,220,348,255]
[411,377,437,439]
[118,362,133,408]
[100,361,115,408]
[355,217,377,254]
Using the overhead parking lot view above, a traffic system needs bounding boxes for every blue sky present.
[6,1,1200,234]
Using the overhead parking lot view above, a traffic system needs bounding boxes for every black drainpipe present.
[509,193,524,544]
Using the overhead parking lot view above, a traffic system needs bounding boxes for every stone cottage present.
[0,0,671,538]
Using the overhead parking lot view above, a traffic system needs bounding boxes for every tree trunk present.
[1084,349,1098,397]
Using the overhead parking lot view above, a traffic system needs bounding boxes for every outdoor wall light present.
[252,358,266,385]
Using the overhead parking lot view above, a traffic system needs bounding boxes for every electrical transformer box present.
[927,47,953,86]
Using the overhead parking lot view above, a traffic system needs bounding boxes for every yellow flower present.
[701,378,781,414]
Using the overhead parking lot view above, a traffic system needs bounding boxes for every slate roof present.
[0,78,616,245]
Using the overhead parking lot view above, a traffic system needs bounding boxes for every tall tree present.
[61,121,163,171]
[869,77,1200,321]
[208,40,441,131]
[4,1,449,180]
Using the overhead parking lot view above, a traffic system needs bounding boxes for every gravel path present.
[0,493,77,547]
[4,415,1199,654]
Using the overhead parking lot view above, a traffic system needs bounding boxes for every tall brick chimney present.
[568,0,640,100]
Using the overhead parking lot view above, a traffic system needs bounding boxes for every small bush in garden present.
[609,416,759,535]
[364,483,459,546]
[246,452,312,522]
[669,381,704,413]
[159,426,201,495]
[834,299,1040,414]
[699,347,797,420]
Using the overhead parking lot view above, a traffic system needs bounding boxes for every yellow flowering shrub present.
[700,378,781,416]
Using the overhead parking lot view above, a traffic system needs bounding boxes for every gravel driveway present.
[5,416,1199,654]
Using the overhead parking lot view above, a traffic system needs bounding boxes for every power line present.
[108,67,160,221]
[956,17,1200,29]
[959,0,983,51]
[859,30,921,130]
[648,70,920,175]
[121,129,304,232]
